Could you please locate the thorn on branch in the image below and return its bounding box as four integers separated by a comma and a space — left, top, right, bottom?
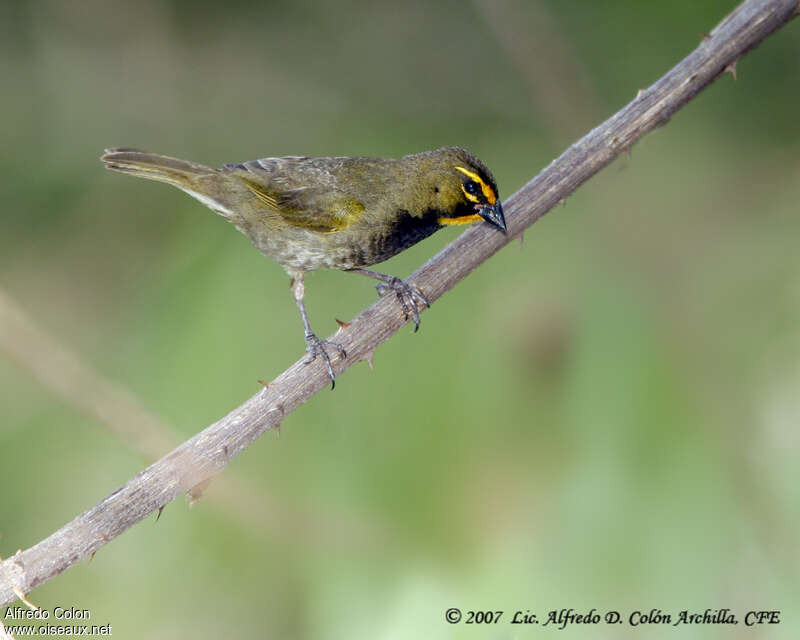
11, 585, 37, 611
362, 349, 375, 370
187, 479, 212, 506
1, 553, 38, 611
268, 404, 285, 437
725, 61, 738, 80
89, 533, 109, 561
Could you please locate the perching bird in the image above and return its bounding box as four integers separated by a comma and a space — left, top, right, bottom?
101, 147, 506, 385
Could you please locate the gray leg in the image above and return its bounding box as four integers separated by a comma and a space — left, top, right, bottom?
291, 274, 346, 388
348, 268, 429, 332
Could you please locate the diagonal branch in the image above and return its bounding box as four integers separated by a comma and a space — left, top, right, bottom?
1, 0, 796, 608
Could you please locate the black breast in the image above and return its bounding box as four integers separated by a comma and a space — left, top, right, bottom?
365, 209, 442, 265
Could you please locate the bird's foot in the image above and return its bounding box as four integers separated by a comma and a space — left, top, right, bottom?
304, 331, 347, 389
375, 277, 430, 332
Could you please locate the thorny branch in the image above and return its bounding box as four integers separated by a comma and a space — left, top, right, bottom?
1, 0, 797, 608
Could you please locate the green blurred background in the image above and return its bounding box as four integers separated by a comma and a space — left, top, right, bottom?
1, 0, 798, 638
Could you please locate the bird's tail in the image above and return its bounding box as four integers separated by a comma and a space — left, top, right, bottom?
101, 148, 218, 188
101, 148, 234, 218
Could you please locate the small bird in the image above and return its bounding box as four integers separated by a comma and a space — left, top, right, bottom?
101, 147, 506, 385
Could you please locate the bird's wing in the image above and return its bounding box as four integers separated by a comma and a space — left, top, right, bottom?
223, 158, 365, 233
240, 179, 365, 233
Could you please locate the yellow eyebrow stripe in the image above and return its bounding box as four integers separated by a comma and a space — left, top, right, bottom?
455, 166, 497, 205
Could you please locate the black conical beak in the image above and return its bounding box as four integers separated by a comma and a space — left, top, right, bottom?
479, 202, 507, 233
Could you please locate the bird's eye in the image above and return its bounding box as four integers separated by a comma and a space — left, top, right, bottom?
464, 181, 480, 196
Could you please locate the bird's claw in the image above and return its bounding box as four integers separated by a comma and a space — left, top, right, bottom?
304, 331, 346, 389
375, 277, 429, 332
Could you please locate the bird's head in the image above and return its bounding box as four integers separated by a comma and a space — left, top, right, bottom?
424, 147, 506, 233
